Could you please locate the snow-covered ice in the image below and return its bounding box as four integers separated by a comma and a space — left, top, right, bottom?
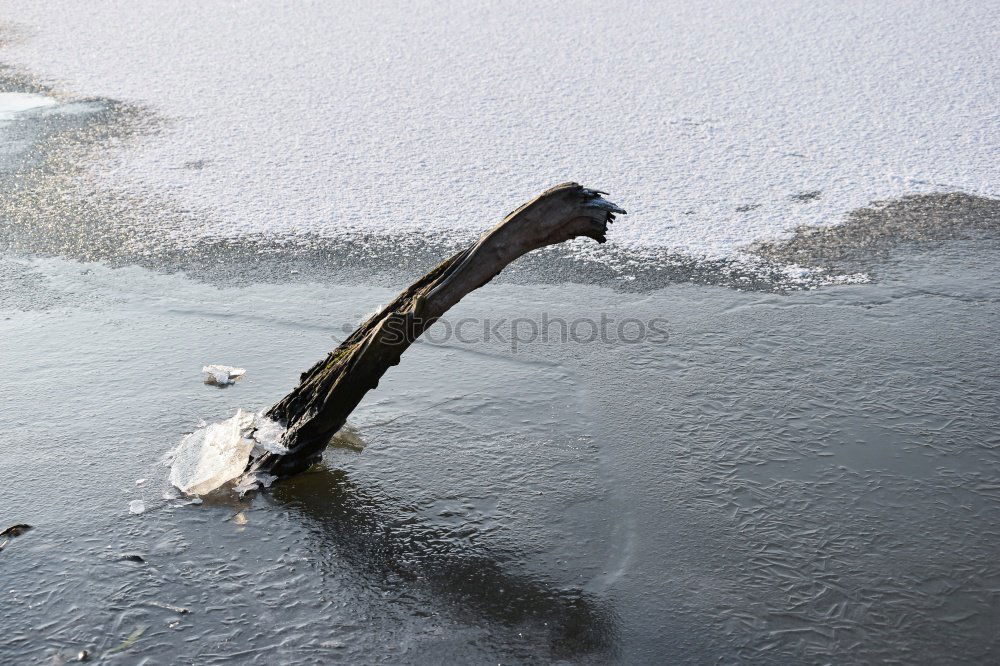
128, 500, 146, 515
0, 1, 995, 261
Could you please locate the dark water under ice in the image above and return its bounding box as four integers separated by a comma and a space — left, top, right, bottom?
2, 233, 999, 663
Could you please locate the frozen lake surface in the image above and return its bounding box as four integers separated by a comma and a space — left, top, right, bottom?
1, 2, 999, 663
2, 239, 999, 663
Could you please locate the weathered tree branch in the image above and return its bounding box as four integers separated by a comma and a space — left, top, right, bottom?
247, 183, 626, 479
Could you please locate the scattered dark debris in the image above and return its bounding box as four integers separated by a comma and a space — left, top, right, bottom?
110, 552, 145, 563
735, 203, 761, 212
791, 190, 822, 202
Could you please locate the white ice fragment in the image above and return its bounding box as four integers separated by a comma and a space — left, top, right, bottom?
129, 500, 146, 515
233, 475, 258, 496
202, 364, 246, 386
169, 409, 255, 495
234, 472, 278, 497
249, 412, 288, 455
168, 408, 290, 496
135, 478, 147, 486
237, 410, 255, 431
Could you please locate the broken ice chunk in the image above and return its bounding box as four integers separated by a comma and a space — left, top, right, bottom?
330, 424, 366, 451
129, 500, 146, 515
168, 409, 290, 496
249, 412, 288, 455
233, 476, 257, 496
234, 472, 278, 497
237, 410, 255, 431
169, 409, 255, 495
202, 364, 246, 386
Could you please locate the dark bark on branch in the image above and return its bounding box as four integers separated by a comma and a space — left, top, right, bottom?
247, 183, 626, 479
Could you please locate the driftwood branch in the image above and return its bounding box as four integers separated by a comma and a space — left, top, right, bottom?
247, 183, 626, 479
